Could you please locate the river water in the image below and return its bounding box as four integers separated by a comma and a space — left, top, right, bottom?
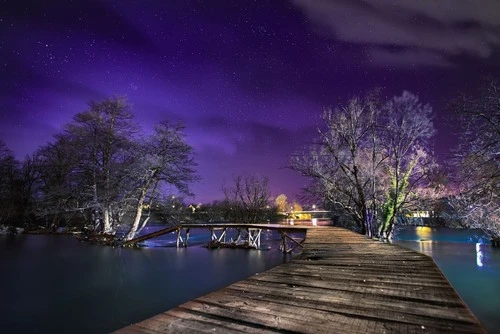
0, 226, 499, 333
392, 226, 500, 333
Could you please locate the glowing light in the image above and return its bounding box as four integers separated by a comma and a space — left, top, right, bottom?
415, 226, 432, 240
476, 243, 483, 267
411, 211, 431, 218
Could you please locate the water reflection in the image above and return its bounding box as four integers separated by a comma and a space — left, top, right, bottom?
393, 227, 500, 333
399, 228, 488, 269
0, 234, 295, 333
476, 243, 484, 268
415, 226, 432, 240
419, 240, 433, 254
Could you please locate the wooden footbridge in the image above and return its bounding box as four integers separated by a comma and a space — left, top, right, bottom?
115, 226, 484, 333
122, 223, 308, 252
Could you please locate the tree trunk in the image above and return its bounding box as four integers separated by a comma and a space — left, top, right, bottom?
359, 218, 367, 235
386, 216, 395, 239
125, 188, 147, 240
125, 205, 143, 241
103, 206, 113, 234
365, 209, 375, 238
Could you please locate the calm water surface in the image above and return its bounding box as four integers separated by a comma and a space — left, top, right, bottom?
1, 226, 499, 333
392, 226, 500, 333
0, 228, 296, 333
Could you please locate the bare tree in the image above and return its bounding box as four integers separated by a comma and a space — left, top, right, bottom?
11, 97, 198, 240
450, 79, 500, 239
34, 134, 85, 227
124, 122, 197, 240
291, 91, 437, 238
291, 94, 381, 235
14, 154, 41, 226
0, 140, 18, 225
64, 97, 137, 233
222, 175, 271, 224
378, 92, 437, 237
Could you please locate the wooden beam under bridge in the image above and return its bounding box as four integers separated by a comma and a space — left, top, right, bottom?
121, 225, 181, 246
207, 227, 262, 248
121, 223, 313, 251
280, 230, 306, 253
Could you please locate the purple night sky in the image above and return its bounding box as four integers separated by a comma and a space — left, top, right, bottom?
1, 1, 500, 203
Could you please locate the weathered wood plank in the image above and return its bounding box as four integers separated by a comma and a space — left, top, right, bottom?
239, 269, 454, 292
182, 297, 374, 333
246, 274, 462, 307
226, 282, 476, 325
115, 226, 485, 333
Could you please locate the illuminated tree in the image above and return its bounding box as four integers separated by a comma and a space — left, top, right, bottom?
34, 97, 197, 239
63, 97, 137, 233
291, 201, 303, 212
291, 91, 437, 238
450, 79, 500, 240
124, 122, 197, 240
275, 194, 288, 212
378, 92, 437, 238
291, 93, 380, 235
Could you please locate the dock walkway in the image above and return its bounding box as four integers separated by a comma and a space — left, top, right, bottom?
116, 226, 484, 333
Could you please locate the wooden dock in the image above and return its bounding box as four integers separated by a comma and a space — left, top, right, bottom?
115, 226, 485, 333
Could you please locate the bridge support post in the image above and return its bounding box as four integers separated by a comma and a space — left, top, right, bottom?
210, 227, 227, 242
280, 230, 305, 253
176, 228, 190, 248
247, 228, 262, 248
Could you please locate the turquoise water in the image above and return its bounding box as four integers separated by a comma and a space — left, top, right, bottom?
1, 226, 498, 333
392, 226, 500, 333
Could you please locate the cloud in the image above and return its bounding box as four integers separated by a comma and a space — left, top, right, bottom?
292, 0, 500, 66
369, 48, 453, 68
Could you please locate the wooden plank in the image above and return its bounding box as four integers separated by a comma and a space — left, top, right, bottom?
264, 269, 453, 289
181, 297, 375, 333
246, 275, 462, 307
115, 226, 485, 333
227, 280, 467, 318
122, 225, 180, 246
267, 263, 450, 283
224, 283, 480, 331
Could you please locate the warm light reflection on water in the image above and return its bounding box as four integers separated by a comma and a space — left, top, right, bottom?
414, 227, 434, 254
415, 226, 432, 240
419, 240, 433, 254
403, 228, 486, 269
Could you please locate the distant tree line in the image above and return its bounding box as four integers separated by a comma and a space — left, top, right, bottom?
0, 97, 281, 241
0, 97, 197, 240
1, 81, 497, 242
187, 175, 278, 224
